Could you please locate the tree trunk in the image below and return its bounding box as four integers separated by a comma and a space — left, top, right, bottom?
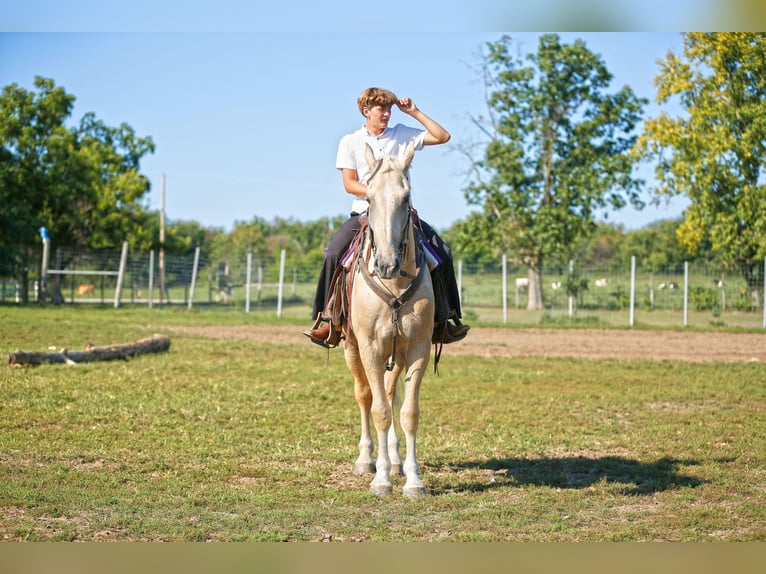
6, 334, 170, 366
527, 262, 544, 311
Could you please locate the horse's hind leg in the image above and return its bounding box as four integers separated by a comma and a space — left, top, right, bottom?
346, 344, 375, 475
387, 424, 403, 477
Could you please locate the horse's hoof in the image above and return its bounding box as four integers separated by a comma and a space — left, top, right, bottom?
389, 464, 404, 477
403, 485, 427, 498
353, 462, 376, 475
370, 484, 393, 497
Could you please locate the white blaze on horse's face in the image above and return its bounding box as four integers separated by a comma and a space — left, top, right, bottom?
364, 143, 415, 279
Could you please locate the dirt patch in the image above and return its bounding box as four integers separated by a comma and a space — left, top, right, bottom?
164, 325, 765, 363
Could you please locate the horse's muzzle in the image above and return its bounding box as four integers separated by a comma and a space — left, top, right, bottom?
374, 256, 400, 280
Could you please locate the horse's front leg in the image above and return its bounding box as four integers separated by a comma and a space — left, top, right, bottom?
368, 368, 394, 496
399, 351, 430, 497
345, 342, 375, 475
385, 366, 405, 477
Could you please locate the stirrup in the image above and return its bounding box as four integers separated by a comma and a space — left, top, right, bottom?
303, 314, 331, 348
304, 313, 343, 349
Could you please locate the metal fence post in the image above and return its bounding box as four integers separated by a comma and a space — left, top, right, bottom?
502, 254, 507, 324
277, 249, 286, 318
246, 252, 252, 313
188, 247, 200, 310
629, 255, 636, 327
114, 241, 129, 309
148, 250, 154, 309
40, 232, 50, 304
683, 261, 689, 327
568, 260, 574, 318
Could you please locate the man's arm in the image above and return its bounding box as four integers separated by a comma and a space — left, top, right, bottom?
396, 97, 450, 146
341, 168, 367, 197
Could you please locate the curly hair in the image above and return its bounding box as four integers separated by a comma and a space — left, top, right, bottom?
357, 87, 397, 116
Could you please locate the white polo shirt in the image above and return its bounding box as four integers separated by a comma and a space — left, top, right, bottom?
336, 124, 427, 214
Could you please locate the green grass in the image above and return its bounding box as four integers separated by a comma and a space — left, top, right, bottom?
1, 306, 764, 541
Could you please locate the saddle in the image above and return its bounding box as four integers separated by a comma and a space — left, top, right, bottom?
319, 217, 369, 348
319, 213, 453, 355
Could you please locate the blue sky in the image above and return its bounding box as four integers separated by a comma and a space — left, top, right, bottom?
3, 1, 761, 232
1, 31, 698, 232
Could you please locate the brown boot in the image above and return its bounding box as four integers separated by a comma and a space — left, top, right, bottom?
446, 320, 470, 340
432, 316, 470, 344
303, 323, 331, 347
303, 313, 335, 348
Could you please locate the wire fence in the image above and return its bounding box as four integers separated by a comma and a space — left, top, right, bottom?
2, 244, 765, 329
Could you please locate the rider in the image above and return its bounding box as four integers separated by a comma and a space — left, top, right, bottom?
304, 87, 469, 347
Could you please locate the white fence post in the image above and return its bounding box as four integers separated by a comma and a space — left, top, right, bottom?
114, 241, 129, 309
568, 259, 574, 318
188, 247, 200, 310
683, 261, 689, 327
245, 252, 252, 313
277, 249, 286, 317
502, 254, 508, 324
257, 266, 263, 305
148, 250, 155, 309
40, 235, 50, 303
629, 255, 636, 327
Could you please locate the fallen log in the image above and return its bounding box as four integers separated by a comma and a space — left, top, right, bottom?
6, 334, 171, 366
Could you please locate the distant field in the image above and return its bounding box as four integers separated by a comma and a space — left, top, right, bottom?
1, 306, 764, 541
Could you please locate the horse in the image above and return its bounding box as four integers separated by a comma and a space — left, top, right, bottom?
344, 142, 435, 497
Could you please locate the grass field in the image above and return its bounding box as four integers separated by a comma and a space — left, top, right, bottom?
1, 305, 764, 541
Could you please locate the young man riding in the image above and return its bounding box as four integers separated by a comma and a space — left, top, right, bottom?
304, 87, 469, 347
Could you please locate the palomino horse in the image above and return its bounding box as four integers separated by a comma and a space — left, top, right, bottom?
344, 143, 435, 497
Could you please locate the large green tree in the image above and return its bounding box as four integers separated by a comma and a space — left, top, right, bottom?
0, 76, 154, 300
461, 34, 647, 309
615, 219, 692, 272
635, 32, 766, 293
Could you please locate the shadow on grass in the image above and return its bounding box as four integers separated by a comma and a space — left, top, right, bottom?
435, 455, 713, 495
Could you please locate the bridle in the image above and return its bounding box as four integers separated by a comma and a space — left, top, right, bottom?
366, 205, 412, 276
358, 158, 426, 371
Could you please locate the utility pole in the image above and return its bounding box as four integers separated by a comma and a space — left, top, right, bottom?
159, 173, 166, 303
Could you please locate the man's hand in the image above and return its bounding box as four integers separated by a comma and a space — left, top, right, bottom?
396, 97, 418, 115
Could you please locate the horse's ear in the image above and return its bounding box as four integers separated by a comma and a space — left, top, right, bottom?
364, 144, 378, 173
402, 142, 415, 171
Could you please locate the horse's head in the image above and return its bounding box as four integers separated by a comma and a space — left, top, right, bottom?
364, 143, 415, 279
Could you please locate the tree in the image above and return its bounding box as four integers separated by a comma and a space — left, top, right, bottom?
462, 34, 647, 309
634, 33, 766, 294
67, 113, 155, 249
616, 219, 692, 272
0, 77, 154, 301
0, 77, 75, 297
574, 221, 625, 269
